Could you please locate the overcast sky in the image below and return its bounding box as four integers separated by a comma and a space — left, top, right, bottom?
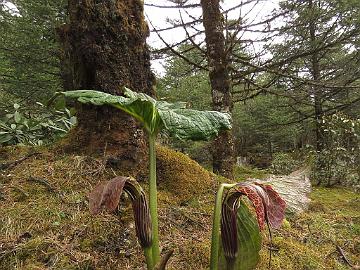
144, 0, 280, 74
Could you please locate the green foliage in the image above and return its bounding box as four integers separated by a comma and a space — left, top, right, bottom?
59, 87, 232, 269
268, 0, 360, 157
0, 0, 66, 110
0, 103, 76, 146
233, 94, 302, 159
270, 152, 299, 175
312, 113, 360, 187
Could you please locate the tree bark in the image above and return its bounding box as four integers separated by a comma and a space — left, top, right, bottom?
200, 0, 235, 179
57, 0, 155, 175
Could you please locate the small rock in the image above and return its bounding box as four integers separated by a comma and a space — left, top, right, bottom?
125, 250, 131, 258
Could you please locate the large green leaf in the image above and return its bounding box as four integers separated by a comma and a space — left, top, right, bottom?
58, 88, 232, 140
218, 202, 261, 270
58, 89, 162, 134
158, 108, 232, 140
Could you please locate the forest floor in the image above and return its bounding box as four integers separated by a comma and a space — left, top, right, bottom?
0, 145, 359, 270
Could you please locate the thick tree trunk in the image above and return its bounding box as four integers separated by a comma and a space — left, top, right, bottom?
57, 0, 155, 175
200, 0, 235, 179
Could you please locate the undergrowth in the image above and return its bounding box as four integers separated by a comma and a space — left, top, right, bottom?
0, 146, 359, 269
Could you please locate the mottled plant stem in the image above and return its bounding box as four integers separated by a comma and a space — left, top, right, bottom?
210, 183, 237, 270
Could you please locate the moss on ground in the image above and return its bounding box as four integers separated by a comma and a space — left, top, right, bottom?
0, 146, 359, 269
0, 145, 215, 269
234, 165, 268, 181
257, 187, 360, 270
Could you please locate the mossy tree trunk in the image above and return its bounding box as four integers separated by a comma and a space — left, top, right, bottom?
57, 0, 155, 175
200, 0, 235, 179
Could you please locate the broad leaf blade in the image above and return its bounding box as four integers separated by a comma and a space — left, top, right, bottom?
59, 89, 161, 133
219, 202, 261, 270
58, 88, 232, 140
158, 108, 232, 141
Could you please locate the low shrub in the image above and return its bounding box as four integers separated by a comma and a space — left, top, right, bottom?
0, 103, 76, 146
270, 152, 299, 175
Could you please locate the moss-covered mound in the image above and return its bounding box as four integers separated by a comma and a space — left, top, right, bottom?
156, 145, 216, 203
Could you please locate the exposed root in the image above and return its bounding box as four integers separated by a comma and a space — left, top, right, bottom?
155, 249, 174, 270
0, 152, 39, 170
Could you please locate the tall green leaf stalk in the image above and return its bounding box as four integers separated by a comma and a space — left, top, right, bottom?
148, 133, 160, 263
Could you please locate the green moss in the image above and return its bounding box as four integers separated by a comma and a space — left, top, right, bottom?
156, 145, 216, 203
177, 241, 210, 269
234, 165, 268, 181
257, 187, 360, 270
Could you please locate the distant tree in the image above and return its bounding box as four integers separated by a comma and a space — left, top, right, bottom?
146, 0, 305, 176
0, 0, 66, 111
200, 0, 236, 178
233, 93, 303, 159
147, 0, 360, 174
269, 0, 360, 151
157, 44, 211, 110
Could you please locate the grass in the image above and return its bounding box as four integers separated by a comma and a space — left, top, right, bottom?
0, 146, 359, 269
234, 165, 269, 181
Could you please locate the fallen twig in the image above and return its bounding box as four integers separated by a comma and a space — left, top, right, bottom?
0, 152, 39, 170
336, 245, 359, 269
27, 176, 66, 203
155, 249, 174, 270
10, 185, 29, 198
27, 176, 56, 193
